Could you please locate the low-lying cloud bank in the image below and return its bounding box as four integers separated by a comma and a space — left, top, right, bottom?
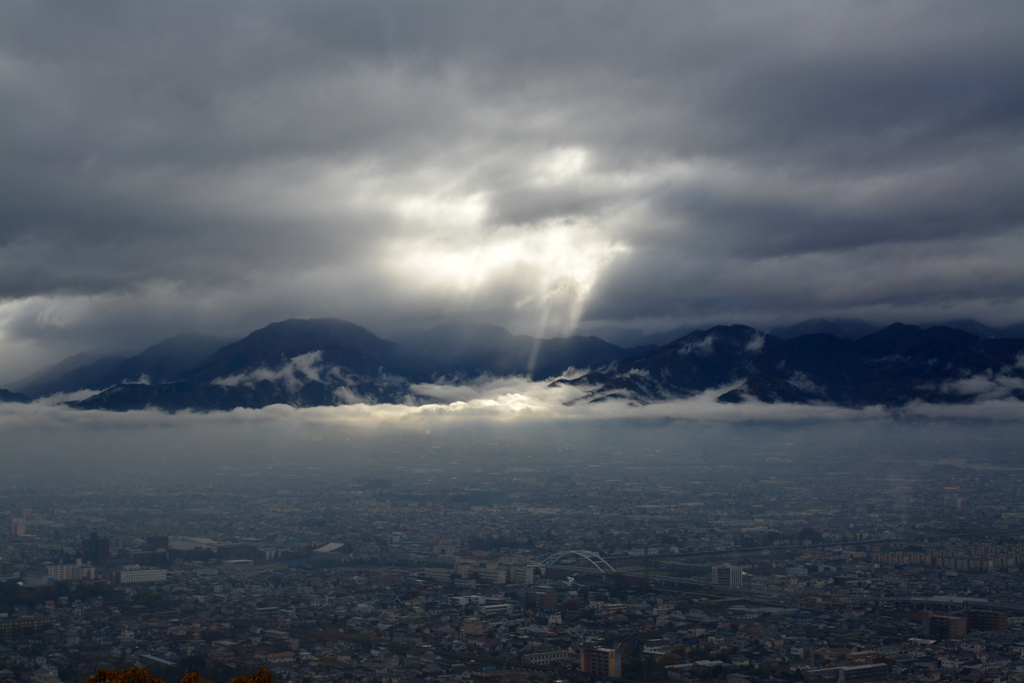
1, 376, 1020, 431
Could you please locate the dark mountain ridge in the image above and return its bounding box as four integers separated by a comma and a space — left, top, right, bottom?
565, 323, 1024, 407
68, 319, 650, 412
770, 317, 1024, 340
12, 334, 228, 399
2, 318, 1021, 412
182, 318, 417, 383
7, 351, 112, 394
0, 388, 31, 403
769, 318, 880, 340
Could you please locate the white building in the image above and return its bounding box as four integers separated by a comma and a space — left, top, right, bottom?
506, 565, 540, 585
47, 560, 95, 582
713, 564, 743, 587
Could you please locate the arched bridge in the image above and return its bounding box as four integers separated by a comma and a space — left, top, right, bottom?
543, 550, 616, 574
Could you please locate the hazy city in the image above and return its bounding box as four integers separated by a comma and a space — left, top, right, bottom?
2, 421, 1022, 682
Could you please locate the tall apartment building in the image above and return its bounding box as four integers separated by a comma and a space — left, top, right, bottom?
965, 609, 1009, 632
713, 564, 743, 587
527, 587, 559, 610
505, 564, 539, 584
581, 647, 622, 678
47, 560, 95, 582
82, 532, 111, 566
923, 612, 967, 639
922, 609, 1008, 637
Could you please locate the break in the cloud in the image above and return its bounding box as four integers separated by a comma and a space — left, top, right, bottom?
1, 2, 1022, 383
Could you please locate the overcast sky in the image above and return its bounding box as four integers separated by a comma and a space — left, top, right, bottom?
2, 1, 1022, 383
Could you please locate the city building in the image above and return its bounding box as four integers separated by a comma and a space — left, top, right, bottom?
922, 612, 967, 639
713, 563, 743, 587
581, 647, 622, 678
964, 608, 1009, 632
81, 532, 110, 566
46, 560, 95, 582
838, 663, 889, 683
522, 651, 573, 666
118, 566, 167, 585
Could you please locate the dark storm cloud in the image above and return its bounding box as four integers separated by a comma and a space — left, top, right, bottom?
1, 1, 1021, 380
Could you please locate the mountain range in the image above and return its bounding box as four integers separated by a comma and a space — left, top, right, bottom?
8, 334, 229, 398
586, 317, 1024, 349
2, 317, 1022, 412
561, 324, 1024, 407
767, 317, 1024, 341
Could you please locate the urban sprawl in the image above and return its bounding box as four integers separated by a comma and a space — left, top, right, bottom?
2, 453, 1022, 683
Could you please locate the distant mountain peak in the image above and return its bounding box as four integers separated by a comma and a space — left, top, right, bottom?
565, 323, 1024, 408
5, 316, 1021, 413
770, 318, 880, 340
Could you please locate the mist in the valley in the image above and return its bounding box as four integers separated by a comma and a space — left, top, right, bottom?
3, 415, 1020, 490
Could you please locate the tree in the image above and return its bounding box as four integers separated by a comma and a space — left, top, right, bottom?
798, 527, 823, 544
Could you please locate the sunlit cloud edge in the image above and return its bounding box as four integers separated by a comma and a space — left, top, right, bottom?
1, 377, 1021, 432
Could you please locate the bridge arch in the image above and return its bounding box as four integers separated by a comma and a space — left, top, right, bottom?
542, 550, 615, 574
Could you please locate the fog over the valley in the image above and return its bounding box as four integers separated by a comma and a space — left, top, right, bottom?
3, 393, 1022, 486
2, 376, 1022, 485
2, 2, 1022, 383
4, 374, 1024, 430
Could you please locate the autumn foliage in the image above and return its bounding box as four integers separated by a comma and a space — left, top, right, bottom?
84, 667, 273, 683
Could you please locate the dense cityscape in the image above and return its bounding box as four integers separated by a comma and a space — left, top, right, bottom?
2, 447, 1021, 683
